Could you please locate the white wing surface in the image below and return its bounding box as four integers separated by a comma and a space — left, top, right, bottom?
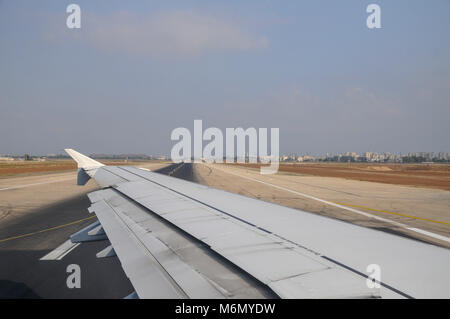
65, 149, 450, 299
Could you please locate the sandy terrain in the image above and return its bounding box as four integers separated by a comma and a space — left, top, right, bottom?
0, 160, 171, 178
236, 163, 450, 191
194, 163, 450, 248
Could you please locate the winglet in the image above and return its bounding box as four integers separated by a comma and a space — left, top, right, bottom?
65, 149, 104, 170
65, 149, 104, 185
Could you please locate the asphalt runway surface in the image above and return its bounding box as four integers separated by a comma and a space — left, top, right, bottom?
0, 163, 185, 299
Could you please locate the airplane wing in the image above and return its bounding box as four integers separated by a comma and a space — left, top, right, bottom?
65, 149, 450, 299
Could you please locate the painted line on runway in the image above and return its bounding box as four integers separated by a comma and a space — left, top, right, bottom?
0, 177, 74, 191
210, 165, 450, 243
0, 215, 97, 244
331, 201, 450, 226
405, 228, 450, 242
40, 239, 80, 260
168, 163, 185, 176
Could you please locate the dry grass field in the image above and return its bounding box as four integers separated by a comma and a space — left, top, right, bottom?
0, 160, 168, 178
236, 162, 450, 191
5, 160, 448, 191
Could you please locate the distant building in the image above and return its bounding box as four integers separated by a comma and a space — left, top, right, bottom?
438, 152, 448, 160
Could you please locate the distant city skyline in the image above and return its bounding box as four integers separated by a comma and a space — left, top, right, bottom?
1, 150, 448, 164
280, 151, 449, 163
1, 148, 450, 158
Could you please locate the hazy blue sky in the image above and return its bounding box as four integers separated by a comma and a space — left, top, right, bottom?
1, 0, 449, 156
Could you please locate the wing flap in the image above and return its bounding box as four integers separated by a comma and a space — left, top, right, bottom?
89, 189, 225, 299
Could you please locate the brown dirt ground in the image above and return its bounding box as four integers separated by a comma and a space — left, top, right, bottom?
0, 160, 167, 178
235, 162, 450, 191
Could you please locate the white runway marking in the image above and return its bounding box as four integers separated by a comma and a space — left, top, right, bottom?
40, 239, 80, 260
211, 165, 450, 243
406, 228, 450, 242
0, 178, 73, 191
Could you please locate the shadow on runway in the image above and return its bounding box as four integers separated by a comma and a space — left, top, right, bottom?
0, 280, 41, 299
